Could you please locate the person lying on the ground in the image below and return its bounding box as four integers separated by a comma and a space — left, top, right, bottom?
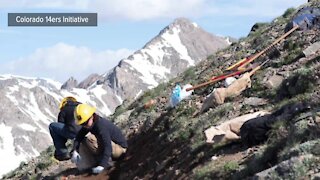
240, 102, 311, 147
71, 104, 128, 174
204, 111, 269, 145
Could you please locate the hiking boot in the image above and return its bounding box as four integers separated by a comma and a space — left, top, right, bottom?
54, 153, 70, 161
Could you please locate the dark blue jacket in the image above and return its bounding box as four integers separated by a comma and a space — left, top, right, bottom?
58, 101, 81, 135
74, 114, 127, 167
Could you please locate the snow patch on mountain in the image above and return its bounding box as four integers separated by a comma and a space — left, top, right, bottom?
0, 124, 27, 178
28, 93, 52, 123
19, 124, 37, 132
116, 94, 123, 104
90, 85, 111, 115
124, 55, 170, 86
8, 85, 19, 92
6, 92, 19, 106
192, 22, 198, 28
162, 26, 194, 66
121, 21, 197, 88
45, 108, 56, 118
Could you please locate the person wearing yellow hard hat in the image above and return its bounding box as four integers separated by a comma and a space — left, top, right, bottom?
59, 96, 77, 110
49, 96, 82, 161
70, 103, 128, 174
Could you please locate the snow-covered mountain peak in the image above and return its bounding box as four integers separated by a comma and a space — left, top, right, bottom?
100, 18, 231, 100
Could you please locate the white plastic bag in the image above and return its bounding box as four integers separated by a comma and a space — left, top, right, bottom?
180, 84, 193, 100
224, 77, 237, 87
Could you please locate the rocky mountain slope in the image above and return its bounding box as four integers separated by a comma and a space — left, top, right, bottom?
0, 18, 230, 177
109, 12, 320, 178
11, 1, 320, 179
110, 1, 320, 178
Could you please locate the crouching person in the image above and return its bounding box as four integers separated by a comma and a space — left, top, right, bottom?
70, 104, 128, 174
49, 96, 81, 161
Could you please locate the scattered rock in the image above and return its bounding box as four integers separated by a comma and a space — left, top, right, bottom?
303, 41, 320, 57
280, 139, 320, 160
222, 53, 232, 58
115, 109, 134, 124
156, 160, 168, 173
144, 99, 157, 109
211, 156, 218, 161
265, 75, 284, 89
244, 97, 268, 106
254, 154, 316, 179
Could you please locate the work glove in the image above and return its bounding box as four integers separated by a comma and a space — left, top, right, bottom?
92, 166, 104, 174
70, 151, 81, 164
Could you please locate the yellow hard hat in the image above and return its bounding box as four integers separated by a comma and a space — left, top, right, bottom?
59, 96, 77, 109
74, 104, 96, 125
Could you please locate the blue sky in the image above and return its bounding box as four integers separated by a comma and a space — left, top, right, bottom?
0, 0, 306, 82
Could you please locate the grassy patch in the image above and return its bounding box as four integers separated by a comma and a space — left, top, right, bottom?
277, 67, 316, 100
178, 129, 192, 141
36, 160, 52, 170
282, 8, 296, 18
176, 102, 197, 118
151, 82, 168, 97
282, 49, 303, 65
250, 22, 269, 34
207, 103, 233, 122
193, 161, 217, 180
223, 161, 239, 173
234, 142, 283, 178
113, 104, 127, 119
266, 120, 288, 145
183, 66, 197, 83
244, 72, 272, 98
284, 39, 300, 51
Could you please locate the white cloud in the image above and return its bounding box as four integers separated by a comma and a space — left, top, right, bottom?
0, 0, 210, 20
1, 43, 133, 82
0, 0, 306, 20
0, 0, 89, 9
87, 0, 210, 20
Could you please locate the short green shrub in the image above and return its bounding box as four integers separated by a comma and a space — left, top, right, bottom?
223, 161, 239, 173
277, 68, 315, 100
36, 160, 52, 170
113, 105, 126, 118
183, 67, 196, 81
282, 8, 296, 18
282, 49, 303, 65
